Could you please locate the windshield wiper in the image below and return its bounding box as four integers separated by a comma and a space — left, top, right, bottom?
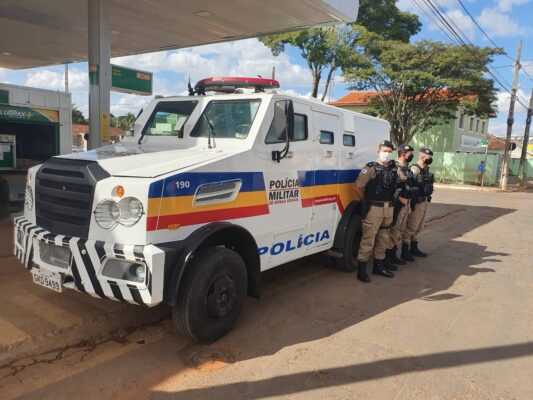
203, 114, 217, 149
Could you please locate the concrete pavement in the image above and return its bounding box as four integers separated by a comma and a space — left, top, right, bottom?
1, 188, 532, 399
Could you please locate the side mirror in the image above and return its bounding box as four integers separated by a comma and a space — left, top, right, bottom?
272, 100, 294, 163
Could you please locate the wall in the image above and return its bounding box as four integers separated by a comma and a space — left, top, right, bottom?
509, 158, 533, 177
431, 151, 501, 186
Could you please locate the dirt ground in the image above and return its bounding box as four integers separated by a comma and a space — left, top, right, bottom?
1, 187, 532, 400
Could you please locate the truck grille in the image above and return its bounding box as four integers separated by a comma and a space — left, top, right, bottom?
35, 158, 110, 238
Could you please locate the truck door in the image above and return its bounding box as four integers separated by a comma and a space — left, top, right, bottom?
303, 110, 341, 252
254, 100, 313, 267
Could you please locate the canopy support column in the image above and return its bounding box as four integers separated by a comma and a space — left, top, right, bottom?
88, 0, 110, 150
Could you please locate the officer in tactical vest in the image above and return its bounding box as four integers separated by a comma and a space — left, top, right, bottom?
353, 140, 398, 283
402, 147, 435, 260
386, 144, 416, 267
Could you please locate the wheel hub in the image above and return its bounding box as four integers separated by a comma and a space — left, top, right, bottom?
207, 274, 237, 318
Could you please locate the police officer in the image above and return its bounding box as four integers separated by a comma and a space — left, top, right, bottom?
385, 144, 416, 267
402, 147, 435, 260
353, 140, 398, 283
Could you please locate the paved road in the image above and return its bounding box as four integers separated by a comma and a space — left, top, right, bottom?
1, 188, 532, 399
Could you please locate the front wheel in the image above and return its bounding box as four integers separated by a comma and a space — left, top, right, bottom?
334, 214, 363, 272
172, 247, 247, 343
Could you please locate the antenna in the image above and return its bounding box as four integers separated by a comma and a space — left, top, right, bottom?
187, 51, 195, 96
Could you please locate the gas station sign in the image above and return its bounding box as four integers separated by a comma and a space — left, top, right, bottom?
111, 65, 152, 96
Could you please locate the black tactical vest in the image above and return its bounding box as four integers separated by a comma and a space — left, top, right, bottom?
412, 164, 434, 198
364, 162, 398, 201
398, 162, 417, 199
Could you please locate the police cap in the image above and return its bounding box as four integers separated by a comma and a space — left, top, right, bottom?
398, 144, 414, 154
420, 147, 434, 156
379, 139, 394, 149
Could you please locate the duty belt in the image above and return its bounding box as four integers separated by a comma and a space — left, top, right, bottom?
370, 200, 394, 207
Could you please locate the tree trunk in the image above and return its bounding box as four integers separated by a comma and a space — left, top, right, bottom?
321, 67, 335, 102
311, 70, 321, 98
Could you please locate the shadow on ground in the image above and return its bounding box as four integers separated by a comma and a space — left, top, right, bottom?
8, 203, 517, 400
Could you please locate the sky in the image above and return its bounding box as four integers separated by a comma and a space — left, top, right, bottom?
0, 0, 532, 137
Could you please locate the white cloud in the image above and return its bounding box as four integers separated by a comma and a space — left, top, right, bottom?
478, 8, 527, 37
444, 9, 476, 40
494, 0, 531, 12
0, 68, 8, 84
110, 94, 152, 116
495, 89, 529, 114
522, 61, 533, 77
112, 38, 311, 89
25, 68, 87, 91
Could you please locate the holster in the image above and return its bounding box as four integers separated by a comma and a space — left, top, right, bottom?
392, 201, 403, 226
410, 197, 417, 210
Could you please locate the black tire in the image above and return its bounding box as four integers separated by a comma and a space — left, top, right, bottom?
334, 214, 363, 272
172, 247, 247, 343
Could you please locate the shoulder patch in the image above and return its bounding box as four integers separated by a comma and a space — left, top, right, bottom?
360, 168, 368, 174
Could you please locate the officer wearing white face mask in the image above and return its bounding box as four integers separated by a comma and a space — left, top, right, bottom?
353, 140, 399, 283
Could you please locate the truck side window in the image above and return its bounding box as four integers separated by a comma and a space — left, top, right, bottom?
265, 113, 308, 144
343, 134, 355, 147
320, 130, 334, 145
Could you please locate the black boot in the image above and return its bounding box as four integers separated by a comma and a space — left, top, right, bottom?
372, 259, 394, 278
410, 241, 427, 257
357, 261, 371, 283
391, 245, 407, 265
384, 249, 398, 271
401, 243, 415, 262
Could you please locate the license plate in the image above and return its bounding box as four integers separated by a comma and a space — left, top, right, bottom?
32, 269, 62, 293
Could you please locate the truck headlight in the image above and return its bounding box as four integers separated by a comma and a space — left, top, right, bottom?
94, 199, 120, 229
25, 185, 33, 210
94, 197, 143, 229
118, 197, 144, 227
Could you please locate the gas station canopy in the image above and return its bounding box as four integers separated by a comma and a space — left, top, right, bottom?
0, 0, 358, 69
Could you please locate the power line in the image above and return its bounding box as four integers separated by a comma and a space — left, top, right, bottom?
456, 0, 513, 60
456, 0, 533, 85
413, 0, 529, 109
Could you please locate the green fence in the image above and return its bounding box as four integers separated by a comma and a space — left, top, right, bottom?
509, 158, 533, 177
431, 152, 500, 186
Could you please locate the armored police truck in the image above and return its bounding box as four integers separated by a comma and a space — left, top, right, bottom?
14, 77, 390, 342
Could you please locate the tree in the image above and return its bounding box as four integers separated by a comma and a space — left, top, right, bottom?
72, 104, 87, 124
113, 112, 136, 132
344, 39, 502, 146
259, 0, 421, 100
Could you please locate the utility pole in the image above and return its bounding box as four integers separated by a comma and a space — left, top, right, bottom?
517, 87, 533, 185
64, 63, 69, 93
500, 39, 522, 190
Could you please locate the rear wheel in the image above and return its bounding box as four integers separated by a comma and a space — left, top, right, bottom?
335, 215, 362, 272
172, 247, 247, 343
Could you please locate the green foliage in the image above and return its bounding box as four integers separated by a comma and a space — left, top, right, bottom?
113, 112, 135, 132
259, 0, 420, 100
71, 104, 86, 124
344, 39, 502, 146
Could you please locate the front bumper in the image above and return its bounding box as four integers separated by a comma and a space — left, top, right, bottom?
14, 216, 166, 306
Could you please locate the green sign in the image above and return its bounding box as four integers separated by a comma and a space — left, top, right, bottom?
111, 65, 152, 95
481, 138, 489, 145
0, 89, 8, 104
0, 104, 58, 123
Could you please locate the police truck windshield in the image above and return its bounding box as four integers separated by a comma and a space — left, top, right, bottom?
142, 100, 198, 137
190, 99, 261, 139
